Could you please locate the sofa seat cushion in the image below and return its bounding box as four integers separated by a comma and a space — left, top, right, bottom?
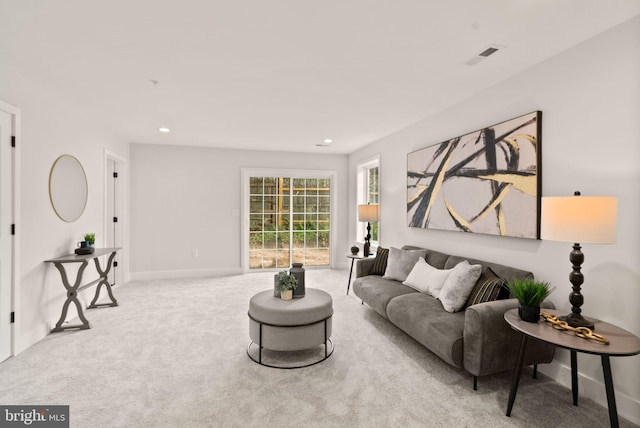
386, 293, 465, 368
352, 276, 417, 319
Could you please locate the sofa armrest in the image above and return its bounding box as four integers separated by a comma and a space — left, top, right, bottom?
355, 257, 376, 278
463, 299, 555, 377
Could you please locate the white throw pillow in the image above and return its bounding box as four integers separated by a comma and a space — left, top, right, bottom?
402, 257, 453, 296
383, 247, 427, 282
437, 260, 483, 313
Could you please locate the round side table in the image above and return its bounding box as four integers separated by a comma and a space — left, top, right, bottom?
505, 309, 640, 428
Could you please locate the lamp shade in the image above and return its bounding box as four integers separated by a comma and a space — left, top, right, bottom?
541, 196, 617, 244
358, 204, 380, 222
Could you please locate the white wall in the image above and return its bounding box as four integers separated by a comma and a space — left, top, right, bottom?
348, 16, 640, 424
130, 143, 349, 279
0, 66, 130, 354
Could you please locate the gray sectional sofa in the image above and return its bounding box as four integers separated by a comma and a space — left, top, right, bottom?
352, 245, 555, 389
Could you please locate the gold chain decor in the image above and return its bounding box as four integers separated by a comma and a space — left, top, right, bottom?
540, 312, 610, 345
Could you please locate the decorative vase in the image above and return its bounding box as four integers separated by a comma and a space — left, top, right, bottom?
518, 304, 540, 323
350, 245, 360, 255
273, 274, 281, 298
290, 263, 305, 298
280, 289, 293, 300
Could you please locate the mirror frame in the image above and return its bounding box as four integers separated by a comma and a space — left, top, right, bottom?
48, 154, 88, 222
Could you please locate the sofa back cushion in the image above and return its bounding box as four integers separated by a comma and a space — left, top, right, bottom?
444, 255, 533, 285
402, 245, 450, 269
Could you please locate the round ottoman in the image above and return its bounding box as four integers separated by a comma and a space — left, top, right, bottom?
247, 288, 334, 368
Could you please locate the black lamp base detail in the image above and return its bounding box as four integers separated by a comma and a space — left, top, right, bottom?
363, 221, 372, 257
560, 313, 595, 330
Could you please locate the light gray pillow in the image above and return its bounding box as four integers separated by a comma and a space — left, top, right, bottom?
437, 260, 482, 313
383, 247, 427, 282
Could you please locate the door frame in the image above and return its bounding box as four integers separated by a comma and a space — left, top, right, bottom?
0, 99, 21, 358
103, 149, 127, 284
241, 168, 338, 272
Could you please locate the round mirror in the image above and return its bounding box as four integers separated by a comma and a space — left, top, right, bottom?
49, 155, 88, 222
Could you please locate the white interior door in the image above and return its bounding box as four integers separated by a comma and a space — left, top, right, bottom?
0, 109, 13, 362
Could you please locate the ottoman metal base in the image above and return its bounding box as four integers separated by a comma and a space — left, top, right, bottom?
247, 314, 334, 369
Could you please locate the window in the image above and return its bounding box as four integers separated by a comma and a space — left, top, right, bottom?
244, 169, 334, 270
357, 156, 380, 245
249, 177, 291, 269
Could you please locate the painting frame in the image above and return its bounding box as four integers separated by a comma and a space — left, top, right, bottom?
407, 111, 542, 239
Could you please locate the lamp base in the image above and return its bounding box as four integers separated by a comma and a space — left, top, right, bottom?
560, 313, 595, 330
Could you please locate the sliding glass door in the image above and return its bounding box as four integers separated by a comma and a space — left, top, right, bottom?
247, 174, 332, 270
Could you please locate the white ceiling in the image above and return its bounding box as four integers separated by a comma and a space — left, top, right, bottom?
1, 1, 639, 154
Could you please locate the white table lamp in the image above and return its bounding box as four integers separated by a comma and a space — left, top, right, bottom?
541, 192, 617, 329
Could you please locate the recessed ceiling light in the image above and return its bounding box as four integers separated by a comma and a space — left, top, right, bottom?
158, 127, 170, 133
324, 139, 333, 144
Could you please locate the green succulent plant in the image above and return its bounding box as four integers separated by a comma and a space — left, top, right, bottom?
507, 278, 554, 306
83, 233, 95, 245
275, 271, 298, 292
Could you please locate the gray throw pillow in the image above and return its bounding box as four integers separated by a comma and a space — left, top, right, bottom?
383, 247, 427, 282
437, 260, 482, 313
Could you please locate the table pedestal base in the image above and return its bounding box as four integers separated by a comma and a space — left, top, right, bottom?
50, 250, 118, 333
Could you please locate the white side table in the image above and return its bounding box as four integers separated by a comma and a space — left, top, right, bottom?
346, 253, 373, 295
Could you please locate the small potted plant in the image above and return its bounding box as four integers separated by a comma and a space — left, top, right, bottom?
83, 233, 95, 247
508, 278, 554, 322
275, 271, 298, 301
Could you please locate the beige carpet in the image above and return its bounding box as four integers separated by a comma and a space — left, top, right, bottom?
0, 269, 635, 427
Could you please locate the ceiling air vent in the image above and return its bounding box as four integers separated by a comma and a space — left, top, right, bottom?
479, 47, 499, 57
465, 44, 505, 66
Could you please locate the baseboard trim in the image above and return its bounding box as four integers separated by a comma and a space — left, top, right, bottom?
539, 359, 640, 426
130, 268, 243, 281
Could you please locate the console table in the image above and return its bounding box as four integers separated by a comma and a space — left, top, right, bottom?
504, 308, 640, 428
45, 247, 121, 332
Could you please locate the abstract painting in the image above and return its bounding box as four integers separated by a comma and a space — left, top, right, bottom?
407, 111, 541, 239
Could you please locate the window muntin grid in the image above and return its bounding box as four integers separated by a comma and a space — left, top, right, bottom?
249, 176, 330, 269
